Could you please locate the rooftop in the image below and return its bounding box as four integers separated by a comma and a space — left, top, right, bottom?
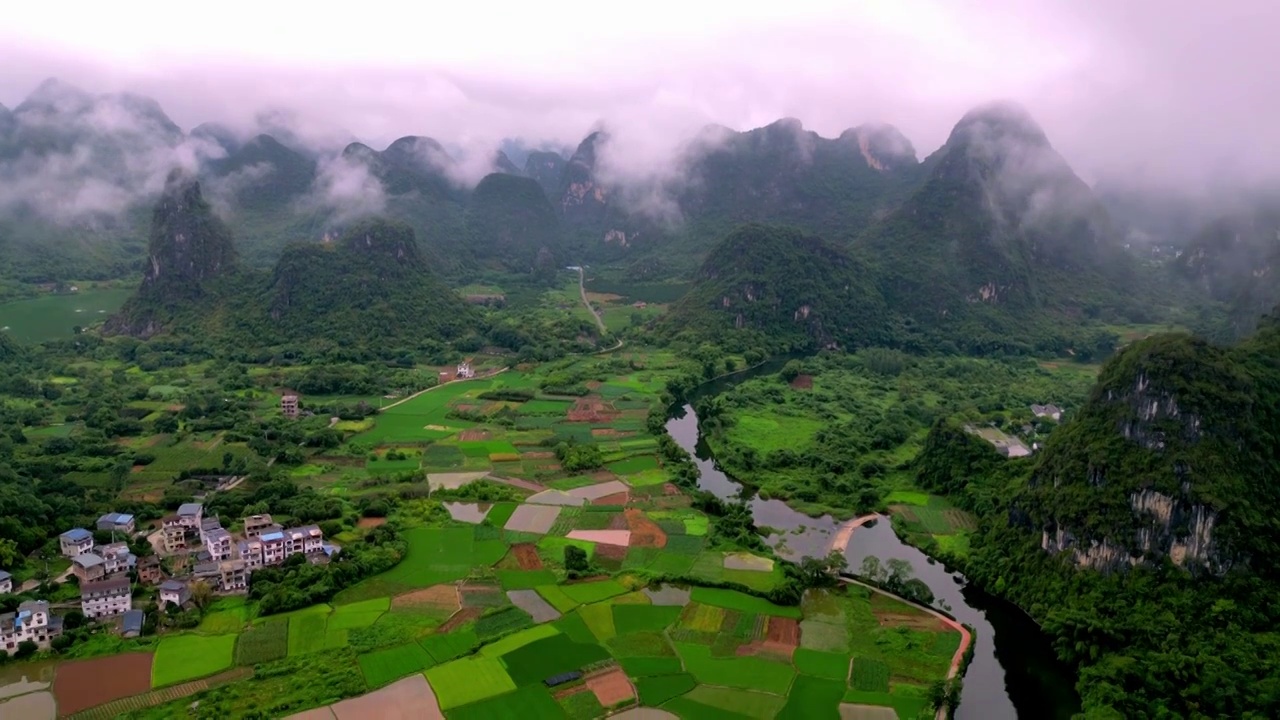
74, 553, 105, 568
122, 610, 144, 634
82, 576, 130, 594
98, 512, 135, 524
178, 503, 203, 517
0, 570, 11, 581
17, 600, 48, 613
205, 528, 231, 542
159, 579, 186, 592
260, 531, 285, 542
61, 528, 92, 542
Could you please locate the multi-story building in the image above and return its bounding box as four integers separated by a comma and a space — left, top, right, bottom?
284, 526, 324, 556
237, 538, 264, 569
0, 601, 55, 655
95, 512, 136, 535
72, 553, 107, 583
162, 515, 188, 553
281, 394, 300, 419
0, 571, 11, 595
59, 528, 94, 557
81, 577, 132, 619
218, 560, 248, 592
243, 514, 278, 539
259, 530, 287, 565
158, 579, 190, 608
137, 555, 162, 585
177, 503, 204, 529
203, 527, 233, 562
99, 542, 137, 576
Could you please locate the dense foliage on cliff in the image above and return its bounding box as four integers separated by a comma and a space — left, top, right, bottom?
930, 317, 1280, 718
465, 173, 562, 277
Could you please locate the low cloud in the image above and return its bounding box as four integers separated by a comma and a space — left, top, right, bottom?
307, 152, 385, 222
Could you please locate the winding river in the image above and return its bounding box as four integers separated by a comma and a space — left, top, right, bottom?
668, 367, 1080, 719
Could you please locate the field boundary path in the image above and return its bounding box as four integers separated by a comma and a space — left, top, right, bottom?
380, 367, 510, 413
839, 576, 971, 720
833, 514, 971, 720
577, 267, 607, 334
63, 667, 251, 720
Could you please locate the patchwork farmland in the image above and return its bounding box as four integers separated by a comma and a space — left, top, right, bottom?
0, 350, 960, 720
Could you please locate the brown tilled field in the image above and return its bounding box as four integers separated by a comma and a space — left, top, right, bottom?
594, 544, 627, 562
624, 509, 667, 548
594, 492, 630, 506
870, 594, 949, 632
567, 398, 618, 423
765, 617, 801, 646
356, 517, 387, 529
457, 430, 492, 441
789, 374, 814, 389
391, 584, 460, 613
54, 652, 154, 716
436, 607, 483, 634
586, 669, 635, 706
512, 543, 543, 570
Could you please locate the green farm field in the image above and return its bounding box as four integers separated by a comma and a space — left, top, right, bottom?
0, 287, 131, 343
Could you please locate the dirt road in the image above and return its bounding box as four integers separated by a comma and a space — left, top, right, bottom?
577, 267, 607, 334
379, 367, 509, 413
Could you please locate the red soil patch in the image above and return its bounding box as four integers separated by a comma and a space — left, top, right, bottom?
357, 517, 387, 529
392, 584, 460, 612
591, 428, 623, 437
765, 617, 801, 647
591, 470, 621, 482
789, 374, 814, 390
54, 652, 155, 715
586, 380, 603, 390
436, 607, 483, 633
593, 492, 630, 506
458, 430, 492, 441
736, 640, 796, 662
608, 514, 630, 530
594, 544, 627, 562
522, 451, 555, 460
624, 508, 667, 548
587, 668, 635, 706
512, 543, 543, 570
455, 404, 478, 412
662, 483, 682, 496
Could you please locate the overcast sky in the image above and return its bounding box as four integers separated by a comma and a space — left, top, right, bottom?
3, 1, 1277, 190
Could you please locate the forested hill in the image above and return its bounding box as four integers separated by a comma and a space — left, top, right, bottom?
104, 172, 239, 338
853, 102, 1140, 351
263, 217, 475, 348
936, 312, 1280, 716
659, 223, 892, 352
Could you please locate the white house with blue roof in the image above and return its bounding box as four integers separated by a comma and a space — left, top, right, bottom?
59, 528, 94, 557
0, 570, 11, 595
0, 600, 55, 654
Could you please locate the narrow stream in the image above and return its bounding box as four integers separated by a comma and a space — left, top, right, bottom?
668, 366, 1080, 719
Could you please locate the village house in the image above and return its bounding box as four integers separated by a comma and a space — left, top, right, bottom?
121, 610, 144, 638
177, 503, 204, 529
284, 525, 324, 557
455, 362, 475, 379
0, 571, 11, 595
96, 512, 136, 535
0, 601, 56, 655
59, 528, 94, 557
252, 525, 325, 567
72, 553, 107, 583
162, 516, 188, 553
99, 542, 137, 575
243, 514, 279, 539
218, 560, 248, 592
237, 538, 264, 569
137, 555, 162, 585
158, 579, 190, 608
281, 394, 300, 419
1031, 403, 1063, 422
203, 526, 233, 562
81, 576, 132, 619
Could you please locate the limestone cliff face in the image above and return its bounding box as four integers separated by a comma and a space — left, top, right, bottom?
1024, 333, 1257, 575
